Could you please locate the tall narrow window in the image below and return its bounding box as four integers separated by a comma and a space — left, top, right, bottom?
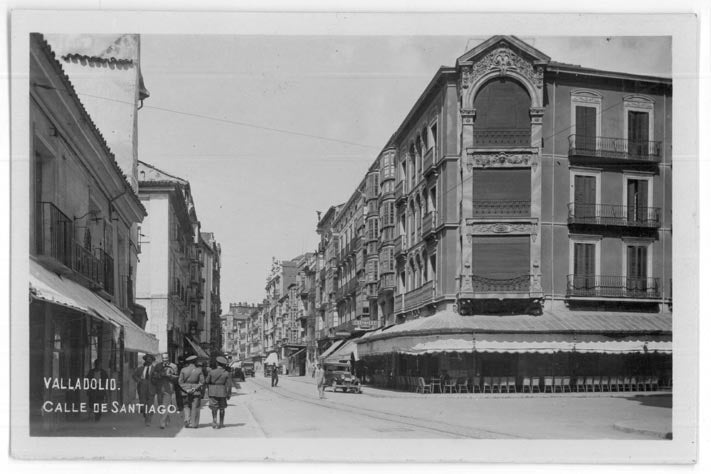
627, 179, 649, 224
626, 245, 648, 294
573, 242, 596, 293
575, 106, 597, 152
628, 111, 650, 157
574, 175, 597, 220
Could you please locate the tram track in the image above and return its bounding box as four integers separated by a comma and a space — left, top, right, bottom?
245, 377, 522, 439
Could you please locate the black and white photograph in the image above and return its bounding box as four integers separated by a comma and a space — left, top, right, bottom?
6, 7, 701, 465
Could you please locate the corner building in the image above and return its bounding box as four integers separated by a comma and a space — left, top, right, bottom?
356, 36, 672, 390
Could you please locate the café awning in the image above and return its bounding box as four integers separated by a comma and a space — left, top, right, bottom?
30, 259, 159, 354
323, 339, 359, 363
357, 332, 671, 357
318, 339, 346, 360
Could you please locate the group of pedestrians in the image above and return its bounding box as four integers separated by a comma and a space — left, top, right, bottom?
132, 353, 235, 430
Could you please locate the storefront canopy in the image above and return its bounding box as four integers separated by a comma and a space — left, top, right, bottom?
318, 339, 346, 361
356, 307, 671, 357
323, 339, 359, 363
357, 332, 671, 357
30, 259, 159, 354
185, 337, 210, 359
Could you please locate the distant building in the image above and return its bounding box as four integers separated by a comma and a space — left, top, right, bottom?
221, 302, 256, 358
135, 160, 206, 362
199, 232, 222, 353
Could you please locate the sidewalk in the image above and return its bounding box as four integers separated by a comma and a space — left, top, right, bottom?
35, 409, 184, 437
284, 374, 672, 400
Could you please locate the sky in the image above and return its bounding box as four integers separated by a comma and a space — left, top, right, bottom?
134, 35, 671, 307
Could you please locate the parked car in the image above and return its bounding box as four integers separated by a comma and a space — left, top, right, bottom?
241, 362, 255, 377
323, 362, 362, 393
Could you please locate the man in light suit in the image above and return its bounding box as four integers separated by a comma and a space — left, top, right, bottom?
132, 354, 158, 426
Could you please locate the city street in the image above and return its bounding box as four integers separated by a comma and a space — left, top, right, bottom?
174, 376, 671, 440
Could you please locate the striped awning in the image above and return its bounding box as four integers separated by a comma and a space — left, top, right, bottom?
30, 259, 159, 354
318, 340, 346, 361
323, 339, 359, 363
357, 332, 671, 357
185, 336, 210, 359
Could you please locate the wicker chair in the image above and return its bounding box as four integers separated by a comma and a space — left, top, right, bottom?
457, 378, 470, 393
443, 378, 457, 394
574, 376, 586, 392
543, 376, 554, 393
521, 377, 532, 393
472, 376, 481, 393
561, 376, 571, 392
506, 377, 517, 393
482, 377, 493, 393
531, 377, 541, 393
416, 377, 432, 394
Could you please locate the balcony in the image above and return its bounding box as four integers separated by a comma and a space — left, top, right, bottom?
35, 202, 73, 268
567, 203, 661, 229
393, 235, 403, 258
395, 181, 405, 204
566, 275, 661, 300
422, 148, 434, 175
379, 273, 396, 293
422, 211, 437, 238
471, 274, 531, 294
472, 200, 531, 218
568, 135, 661, 163
402, 281, 434, 312
473, 128, 530, 148
365, 282, 379, 299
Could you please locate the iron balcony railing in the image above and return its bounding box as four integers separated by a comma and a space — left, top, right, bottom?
472, 200, 531, 218
470, 274, 531, 293
402, 281, 434, 312
100, 250, 114, 295
36, 202, 73, 268
568, 134, 662, 162
473, 128, 530, 148
73, 241, 102, 286
567, 203, 661, 228
566, 275, 661, 299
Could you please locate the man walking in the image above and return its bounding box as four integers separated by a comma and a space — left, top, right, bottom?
315, 363, 326, 399
153, 353, 178, 429
85, 359, 108, 422
271, 363, 279, 387
205, 356, 233, 429
179, 355, 204, 428
132, 354, 158, 426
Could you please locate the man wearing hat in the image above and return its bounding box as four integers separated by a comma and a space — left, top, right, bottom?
178, 355, 204, 428
152, 353, 178, 429
132, 354, 158, 426
205, 356, 233, 429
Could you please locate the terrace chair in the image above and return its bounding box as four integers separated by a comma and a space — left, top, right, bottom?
521, 377, 532, 393
608, 376, 620, 392
506, 377, 517, 393
574, 377, 586, 392
457, 378, 470, 393
650, 376, 660, 391
561, 376, 571, 392
443, 378, 457, 394
584, 376, 595, 392
410, 376, 418, 392
592, 376, 602, 392
416, 377, 432, 394
629, 376, 639, 391
472, 376, 481, 393
482, 377, 493, 393
531, 377, 541, 393
553, 376, 562, 393
543, 376, 554, 393
497, 377, 508, 393
621, 376, 631, 391
599, 376, 610, 392
640, 376, 651, 391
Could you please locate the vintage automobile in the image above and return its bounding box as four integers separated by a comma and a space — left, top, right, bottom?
323, 362, 362, 393
230, 366, 246, 382
241, 361, 255, 377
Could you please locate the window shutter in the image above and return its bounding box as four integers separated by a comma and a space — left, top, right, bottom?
472, 236, 530, 278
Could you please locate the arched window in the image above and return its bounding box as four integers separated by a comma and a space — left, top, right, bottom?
473, 78, 531, 147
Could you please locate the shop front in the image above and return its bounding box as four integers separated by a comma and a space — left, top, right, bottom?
356, 308, 672, 392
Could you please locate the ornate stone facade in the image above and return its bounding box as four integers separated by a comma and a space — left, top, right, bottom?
462, 45, 545, 90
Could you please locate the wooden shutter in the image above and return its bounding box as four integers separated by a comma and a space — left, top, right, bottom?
473, 169, 531, 201
627, 179, 649, 222
575, 106, 597, 151
628, 111, 649, 156
472, 236, 530, 278
574, 243, 595, 275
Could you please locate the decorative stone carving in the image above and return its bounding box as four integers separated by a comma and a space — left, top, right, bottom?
469, 45, 541, 89
470, 223, 535, 235
470, 152, 532, 168
530, 274, 543, 293
460, 275, 473, 293
461, 66, 472, 89
461, 108, 476, 125
530, 107, 545, 125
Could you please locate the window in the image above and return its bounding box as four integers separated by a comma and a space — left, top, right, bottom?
569, 236, 602, 292
623, 95, 654, 156
623, 241, 652, 294
428, 120, 438, 151
570, 90, 602, 152
623, 173, 653, 224
473, 78, 531, 147
472, 236, 530, 279
473, 169, 531, 217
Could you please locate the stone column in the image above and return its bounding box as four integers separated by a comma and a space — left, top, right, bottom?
529, 107, 545, 294
460, 108, 476, 295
